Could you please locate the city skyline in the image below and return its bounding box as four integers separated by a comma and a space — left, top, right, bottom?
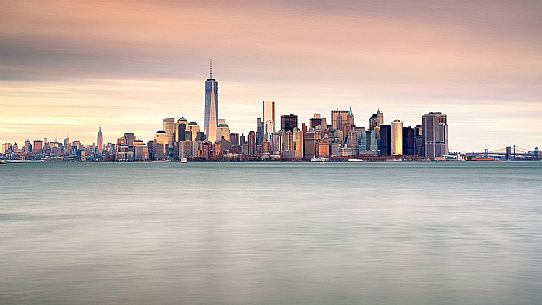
1, 1, 541, 150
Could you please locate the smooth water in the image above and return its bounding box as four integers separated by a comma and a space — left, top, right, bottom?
1, 162, 541, 305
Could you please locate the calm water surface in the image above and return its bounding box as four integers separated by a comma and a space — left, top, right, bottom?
1, 162, 542, 305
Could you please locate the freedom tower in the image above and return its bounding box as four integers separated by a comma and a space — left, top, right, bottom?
204, 60, 219, 143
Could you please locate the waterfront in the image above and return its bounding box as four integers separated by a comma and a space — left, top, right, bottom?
1, 162, 542, 305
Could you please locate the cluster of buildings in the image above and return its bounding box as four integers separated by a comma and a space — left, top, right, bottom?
14, 62, 540, 162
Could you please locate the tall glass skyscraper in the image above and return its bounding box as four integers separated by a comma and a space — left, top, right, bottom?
204, 60, 219, 143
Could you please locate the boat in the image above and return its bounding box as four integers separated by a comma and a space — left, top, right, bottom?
470, 157, 497, 161
310, 157, 328, 162
181, 158, 188, 163
0, 160, 7, 165
347, 158, 364, 162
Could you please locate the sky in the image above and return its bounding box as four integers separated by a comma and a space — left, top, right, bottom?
1, 0, 541, 151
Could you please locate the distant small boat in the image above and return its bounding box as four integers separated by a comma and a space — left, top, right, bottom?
181, 158, 188, 164
310, 157, 328, 162
347, 158, 364, 162
470, 157, 496, 161
0, 160, 7, 165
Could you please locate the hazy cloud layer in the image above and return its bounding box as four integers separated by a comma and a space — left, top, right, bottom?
1, 0, 541, 149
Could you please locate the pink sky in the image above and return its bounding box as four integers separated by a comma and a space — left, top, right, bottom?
1, 0, 541, 151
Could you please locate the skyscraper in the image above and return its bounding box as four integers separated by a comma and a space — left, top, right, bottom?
422, 112, 448, 159
391, 120, 403, 156
163, 118, 176, 147
204, 60, 219, 143
216, 123, 230, 142
280, 114, 298, 132
177, 117, 188, 142
263, 101, 275, 140
378, 125, 391, 156
247, 131, 257, 156
331, 110, 349, 131
97, 126, 103, 153
369, 109, 384, 130
256, 117, 264, 145
402, 126, 416, 156
293, 127, 304, 159
310, 113, 327, 130
187, 121, 200, 141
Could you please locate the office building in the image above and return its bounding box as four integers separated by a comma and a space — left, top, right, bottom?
187, 121, 200, 141
229, 133, 240, 146
391, 120, 403, 156
247, 131, 257, 156
263, 101, 275, 140
256, 117, 264, 145
163, 118, 176, 147
281, 114, 298, 132
33, 140, 43, 153
402, 126, 416, 156
97, 126, 103, 153
369, 109, 384, 130
204, 60, 219, 143
293, 127, 304, 159
216, 123, 230, 142
378, 125, 391, 156
422, 112, 448, 159
177, 117, 188, 142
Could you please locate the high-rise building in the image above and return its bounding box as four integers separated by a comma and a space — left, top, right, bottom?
154, 130, 168, 160
310, 113, 327, 130
293, 127, 304, 159
256, 117, 264, 145
204, 60, 219, 143
331, 108, 354, 141
97, 126, 103, 153
123, 133, 135, 147
331, 110, 349, 131
391, 120, 403, 156
402, 126, 416, 156
163, 118, 176, 147
177, 117, 188, 142
417, 128, 425, 157
247, 131, 257, 156
369, 109, 384, 130
281, 114, 298, 132
378, 125, 391, 156
134, 140, 149, 161
304, 131, 318, 159
216, 123, 230, 142
263, 101, 275, 140
281, 130, 294, 158
229, 133, 240, 146
33, 140, 43, 153
63, 136, 70, 153
422, 112, 448, 159
187, 121, 200, 141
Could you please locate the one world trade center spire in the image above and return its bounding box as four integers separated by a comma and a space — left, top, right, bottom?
204, 59, 218, 143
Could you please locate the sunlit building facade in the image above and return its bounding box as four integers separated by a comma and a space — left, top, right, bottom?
391, 120, 403, 156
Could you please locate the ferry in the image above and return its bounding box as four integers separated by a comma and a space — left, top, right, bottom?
181, 158, 188, 164
347, 158, 364, 162
310, 157, 328, 163
470, 157, 497, 161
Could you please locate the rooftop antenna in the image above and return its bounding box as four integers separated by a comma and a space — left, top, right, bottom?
210, 58, 213, 79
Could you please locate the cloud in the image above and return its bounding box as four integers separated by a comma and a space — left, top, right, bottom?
0, 0, 541, 149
